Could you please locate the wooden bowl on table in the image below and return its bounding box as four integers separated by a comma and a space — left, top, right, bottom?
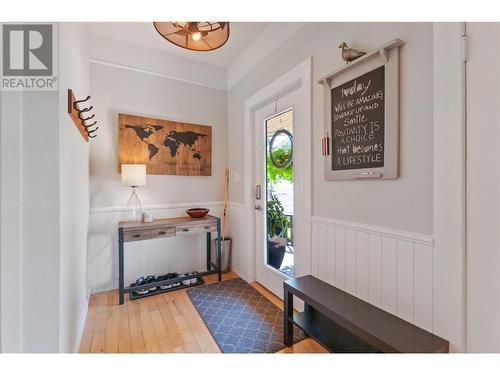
186, 208, 209, 218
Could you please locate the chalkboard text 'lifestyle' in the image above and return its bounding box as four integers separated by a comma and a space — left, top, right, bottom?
331, 66, 385, 170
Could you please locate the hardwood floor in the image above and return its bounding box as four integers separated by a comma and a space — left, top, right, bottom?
79, 271, 326, 353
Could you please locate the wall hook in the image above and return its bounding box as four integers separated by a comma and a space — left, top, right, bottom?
73, 95, 90, 109
83, 121, 97, 129
79, 113, 95, 122
68, 89, 99, 141
78, 106, 94, 114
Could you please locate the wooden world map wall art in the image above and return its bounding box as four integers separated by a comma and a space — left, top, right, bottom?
318, 39, 405, 181
118, 113, 212, 176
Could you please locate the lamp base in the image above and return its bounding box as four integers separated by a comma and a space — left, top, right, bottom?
126, 187, 143, 222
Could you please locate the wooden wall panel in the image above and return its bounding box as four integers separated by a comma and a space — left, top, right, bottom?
317, 224, 328, 281
368, 233, 382, 308
355, 231, 369, 301
381, 236, 398, 315
311, 217, 434, 334
345, 229, 357, 295
414, 243, 433, 332
326, 225, 336, 286
335, 227, 346, 289
396, 240, 414, 323
311, 223, 319, 277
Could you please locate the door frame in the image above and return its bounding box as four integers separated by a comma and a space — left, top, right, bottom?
243, 57, 312, 285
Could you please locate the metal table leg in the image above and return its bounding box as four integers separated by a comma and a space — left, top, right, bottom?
118, 228, 125, 305
217, 217, 222, 281
206, 231, 212, 271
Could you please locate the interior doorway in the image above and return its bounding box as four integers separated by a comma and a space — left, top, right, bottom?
247, 58, 312, 297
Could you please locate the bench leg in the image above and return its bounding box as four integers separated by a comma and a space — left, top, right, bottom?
284, 289, 293, 346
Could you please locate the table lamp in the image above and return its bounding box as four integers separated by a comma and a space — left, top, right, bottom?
121, 164, 146, 222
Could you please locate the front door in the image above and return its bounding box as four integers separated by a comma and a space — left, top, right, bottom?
254, 87, 306, 297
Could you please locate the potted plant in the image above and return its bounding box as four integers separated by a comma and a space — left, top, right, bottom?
267, 192, 290, 269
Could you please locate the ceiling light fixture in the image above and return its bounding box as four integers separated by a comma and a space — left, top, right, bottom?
153, 22, 230, 52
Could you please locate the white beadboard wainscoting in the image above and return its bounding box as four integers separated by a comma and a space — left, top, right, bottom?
87, 202, 224, 294
225, 202, 248, 281
311, 216, 435, 333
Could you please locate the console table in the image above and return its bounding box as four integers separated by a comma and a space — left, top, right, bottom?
284, 275, 449, 353
118, 215, 222, 305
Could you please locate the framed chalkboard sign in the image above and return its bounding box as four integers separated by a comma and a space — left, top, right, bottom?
319, 39, 404, 180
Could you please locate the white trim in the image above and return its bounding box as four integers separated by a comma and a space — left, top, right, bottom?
264, 263, 290, 280
89, 58, 227, 91
432, 22, 467, 352
312, 216, 434, 246
90, 201, 224, 214
243, 57, 313, 285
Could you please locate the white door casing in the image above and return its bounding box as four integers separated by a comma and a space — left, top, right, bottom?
244, 58, 312, 297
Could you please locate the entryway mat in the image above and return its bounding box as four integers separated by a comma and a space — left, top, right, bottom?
187, 278, 306, 353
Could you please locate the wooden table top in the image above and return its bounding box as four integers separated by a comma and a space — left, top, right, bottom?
118, 215, 219, 230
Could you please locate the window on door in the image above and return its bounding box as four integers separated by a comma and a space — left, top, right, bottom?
265, 109, 294, 277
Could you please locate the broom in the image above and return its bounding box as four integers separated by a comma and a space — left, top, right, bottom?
222, 167, 230, 240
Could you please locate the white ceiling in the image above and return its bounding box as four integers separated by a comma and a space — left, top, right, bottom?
87, 22, 269, 68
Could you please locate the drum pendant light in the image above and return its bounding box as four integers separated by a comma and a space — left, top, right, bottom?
153, 22, 230, 51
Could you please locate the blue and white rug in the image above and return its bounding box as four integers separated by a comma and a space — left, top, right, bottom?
187, 278, 306, 353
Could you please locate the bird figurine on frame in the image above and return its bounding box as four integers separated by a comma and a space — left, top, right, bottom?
339, 42, 366, 63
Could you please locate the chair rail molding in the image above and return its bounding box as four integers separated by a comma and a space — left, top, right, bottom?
311, 216, 434, 246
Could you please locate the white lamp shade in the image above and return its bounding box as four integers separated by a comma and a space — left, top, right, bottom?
121, 164, 147, 187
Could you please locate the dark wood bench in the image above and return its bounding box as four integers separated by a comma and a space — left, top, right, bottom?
284, 275, 449, 353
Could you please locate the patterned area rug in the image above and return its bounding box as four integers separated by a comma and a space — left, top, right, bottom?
187, 278, 306, 353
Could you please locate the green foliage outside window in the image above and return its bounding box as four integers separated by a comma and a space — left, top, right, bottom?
267, 192, 290, 238
267, 142, 293, 184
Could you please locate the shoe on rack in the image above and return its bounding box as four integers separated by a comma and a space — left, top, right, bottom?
189, 271, 198, 284
157, 274, 171, 290
146, 275, 157, 291
133, 276, 149, 295
179, 272, 191, 286
169, 273, 181, 288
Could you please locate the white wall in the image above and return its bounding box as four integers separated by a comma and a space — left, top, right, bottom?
89, 33, 227, 90
58, 23, 90, 353
0, 90, 61, 352
432, 22, 466, 353
466, 22, 500, 352
225, 22, 467, 351
0, 90, 23, 352
87, 35, 227, 293
228, 22, 434, 235
89, 37, 227, 209
0, 22, 90, 353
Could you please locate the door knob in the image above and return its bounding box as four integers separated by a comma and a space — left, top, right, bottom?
255, 204, 263, 211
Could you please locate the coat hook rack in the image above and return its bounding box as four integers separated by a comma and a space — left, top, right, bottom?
68, 89, 99, 141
